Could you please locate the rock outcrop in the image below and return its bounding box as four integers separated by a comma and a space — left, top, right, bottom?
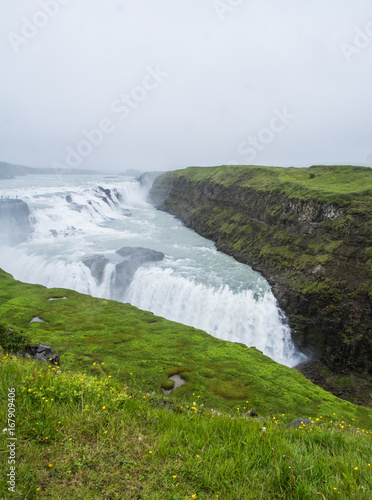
83, 247, 165, 296
83, 255, 110, 285
21, 343, 60, 365
114, 247, 164, 297
0, 199, 33, 245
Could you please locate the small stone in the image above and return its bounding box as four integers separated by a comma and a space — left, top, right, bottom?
286, 418, 312, 429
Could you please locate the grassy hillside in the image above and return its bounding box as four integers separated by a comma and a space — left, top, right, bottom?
0, 268, 370, 421
0, 268, 372, 498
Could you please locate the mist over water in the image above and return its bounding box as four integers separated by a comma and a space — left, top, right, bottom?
0, 174, 306, 367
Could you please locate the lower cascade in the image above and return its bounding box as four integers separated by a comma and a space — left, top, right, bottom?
0, 174, 306, 367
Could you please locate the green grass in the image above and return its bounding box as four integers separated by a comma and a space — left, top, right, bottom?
0, 268, 372, 498
173, 164, 372, 206
0, 268, 370, 425
1, 352, 371, 499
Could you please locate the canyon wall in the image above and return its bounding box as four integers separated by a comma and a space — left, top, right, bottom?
150, 165, 372, 404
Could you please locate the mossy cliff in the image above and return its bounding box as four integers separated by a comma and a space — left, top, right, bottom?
150, 165, 372, 404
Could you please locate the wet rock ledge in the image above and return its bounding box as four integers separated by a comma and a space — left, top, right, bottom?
0, 199, 33, 245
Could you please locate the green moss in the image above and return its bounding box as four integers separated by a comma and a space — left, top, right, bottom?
299, 281, 331, 295
327, 305, 340, 315
325, 240, 343, 253
210, 380, 251, 400
160, 379, 175, 390
273, 230, 292, 244
315, 254, 329, 265
200, 367, 215, 378
338, 377, 352, 387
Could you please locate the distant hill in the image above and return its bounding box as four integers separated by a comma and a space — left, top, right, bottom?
0, 161, 101, 179
0, 161, 40, 179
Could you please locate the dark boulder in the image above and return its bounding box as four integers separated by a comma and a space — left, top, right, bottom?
22, 343, 60, 366
116, 246, 164, 262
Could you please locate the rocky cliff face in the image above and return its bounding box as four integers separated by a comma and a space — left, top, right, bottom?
0, 199, 33, 245
150, 166, 372, 406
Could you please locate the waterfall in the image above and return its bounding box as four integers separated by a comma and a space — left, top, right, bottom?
0, 174, 306, 367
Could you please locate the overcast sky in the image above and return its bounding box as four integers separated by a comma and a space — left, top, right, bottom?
1, 0, 371, 173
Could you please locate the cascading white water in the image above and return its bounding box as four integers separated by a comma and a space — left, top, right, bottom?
0, 174, 306, 367
124, 266, 294, 364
